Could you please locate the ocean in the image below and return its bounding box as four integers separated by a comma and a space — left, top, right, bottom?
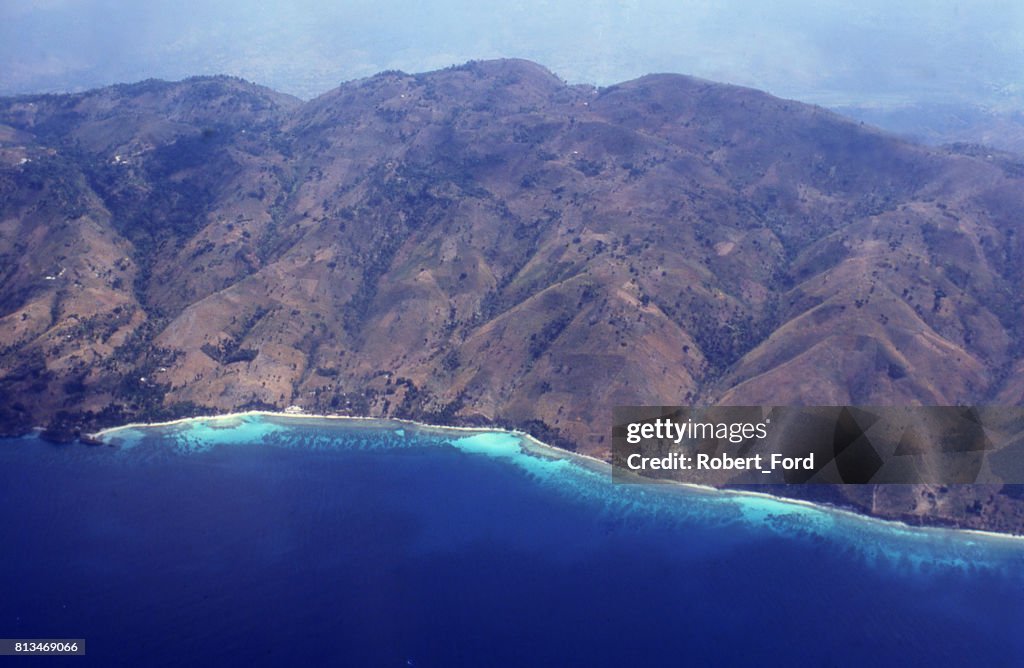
1, 413, 1022, 666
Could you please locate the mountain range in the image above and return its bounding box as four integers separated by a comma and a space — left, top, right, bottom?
2, 59, 1023, 532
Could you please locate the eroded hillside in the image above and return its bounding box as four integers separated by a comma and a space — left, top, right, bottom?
2, 60, 1023, 531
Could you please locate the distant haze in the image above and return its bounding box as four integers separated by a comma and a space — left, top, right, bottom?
2, 0, 1022, 111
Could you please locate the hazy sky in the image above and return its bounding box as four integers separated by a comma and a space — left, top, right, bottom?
1, 0, 1022, 109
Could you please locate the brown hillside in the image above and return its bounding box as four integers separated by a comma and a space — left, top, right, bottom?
2, 60, 1023, 531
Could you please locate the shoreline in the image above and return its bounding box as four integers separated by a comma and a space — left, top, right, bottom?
91, 410, 1024, 545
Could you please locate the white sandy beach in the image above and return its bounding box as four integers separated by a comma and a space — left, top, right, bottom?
90, 409, 1024, 544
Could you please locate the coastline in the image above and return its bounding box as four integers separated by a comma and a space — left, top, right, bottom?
88, 409, 1024, 545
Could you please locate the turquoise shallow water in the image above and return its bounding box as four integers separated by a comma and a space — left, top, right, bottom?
2, 413, 1023, 666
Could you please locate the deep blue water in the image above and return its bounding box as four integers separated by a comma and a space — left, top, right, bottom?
2, 414, 1023, 667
